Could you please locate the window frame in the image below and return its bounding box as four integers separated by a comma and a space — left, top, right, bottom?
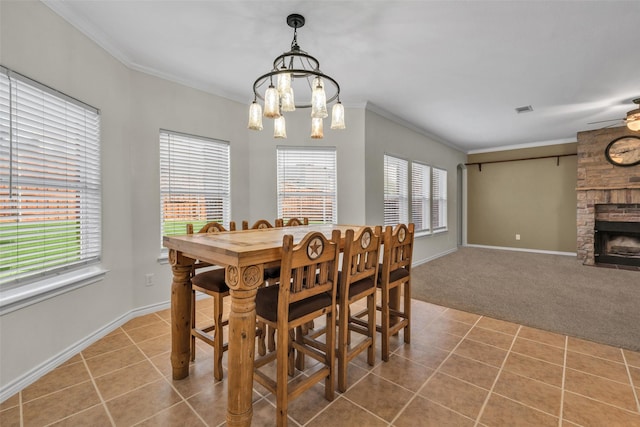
159, 129, 231, 246
411, 161, 431, 233
383, 154, 409, 227
276, 146, 337, 224
0, 67, 102, 286
383, 153, 448, 235
430, 166, 448, 233
0, 66, 105, 313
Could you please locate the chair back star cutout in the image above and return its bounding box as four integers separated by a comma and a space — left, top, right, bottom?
397, 226, 406, 242
360, 230, 372, 249
307, 236, 324, 259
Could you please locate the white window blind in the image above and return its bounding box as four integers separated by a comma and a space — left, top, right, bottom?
0, 67, 101, 286
160, 130, 230, 240
432, 167, 448, 231
276, 146, 337, 224
383, 154, 408, 226
411, 162, 431, 232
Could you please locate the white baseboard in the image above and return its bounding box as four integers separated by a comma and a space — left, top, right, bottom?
464, 244, 577, 257
0, 300, 171, 403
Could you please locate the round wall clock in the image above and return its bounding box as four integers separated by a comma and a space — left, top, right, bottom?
604, 135, 640, 167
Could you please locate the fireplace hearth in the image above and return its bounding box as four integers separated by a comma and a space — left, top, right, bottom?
595, 221, 640, 267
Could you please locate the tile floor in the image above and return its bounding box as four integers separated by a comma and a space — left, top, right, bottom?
1, 297, 640, 426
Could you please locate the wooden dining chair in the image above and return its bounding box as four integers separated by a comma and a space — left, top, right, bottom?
242, 219, 280, 283
377, 223, 414, 361
188, 221, 243, 381
253, 230, 341, 427
268, 216, 309, 351
336, 226, 382, 392
242, 219, 275, 230
275, 217, 309, 227
241, 219, 278, 353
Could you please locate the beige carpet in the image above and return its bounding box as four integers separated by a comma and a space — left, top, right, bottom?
411, 246, 640, 351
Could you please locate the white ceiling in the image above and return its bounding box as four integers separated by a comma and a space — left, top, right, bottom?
44, 0, 640, 153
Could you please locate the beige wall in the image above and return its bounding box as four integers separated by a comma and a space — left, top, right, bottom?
467, 143, 578, 253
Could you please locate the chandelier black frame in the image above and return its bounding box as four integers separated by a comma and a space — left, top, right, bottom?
248, 14, 345, 138
252, 14, 340, 108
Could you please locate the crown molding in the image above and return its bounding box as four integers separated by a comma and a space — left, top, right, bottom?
467, 137, 577, 155
43, 1, 245, 105
44, 1, 134, 67
365, 102, 464, 153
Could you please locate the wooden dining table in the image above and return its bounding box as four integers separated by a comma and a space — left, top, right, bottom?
163, 224, 366, 427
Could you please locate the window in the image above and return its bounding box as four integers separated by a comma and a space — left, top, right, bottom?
0, 67, 101, 286
411, 162, 431, 232
383, 155, 408, 226
277, 146, 337, 224
383, 154, 448, 233
431, 166, 448, 232
160, 130, 230, 240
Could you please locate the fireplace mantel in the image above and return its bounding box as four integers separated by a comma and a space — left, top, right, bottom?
578, 187, 640, 191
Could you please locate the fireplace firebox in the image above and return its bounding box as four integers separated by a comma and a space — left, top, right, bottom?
594, 221, 640, 267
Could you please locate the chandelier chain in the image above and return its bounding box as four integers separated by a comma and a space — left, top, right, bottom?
291, 27, 299, 51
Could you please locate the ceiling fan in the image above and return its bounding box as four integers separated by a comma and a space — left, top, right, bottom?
588, 97, 640, 130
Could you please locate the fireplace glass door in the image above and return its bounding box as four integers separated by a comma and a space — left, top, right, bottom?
594, 221, 640, 267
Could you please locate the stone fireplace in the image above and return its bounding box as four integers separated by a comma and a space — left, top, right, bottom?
576, 127, 640, 268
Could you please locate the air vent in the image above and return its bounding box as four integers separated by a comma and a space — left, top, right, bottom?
515, 105, 534, 114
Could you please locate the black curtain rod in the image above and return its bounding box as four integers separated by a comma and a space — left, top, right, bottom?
465, 153, 577, 171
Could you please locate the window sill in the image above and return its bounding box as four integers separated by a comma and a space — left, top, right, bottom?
415, 228, 448, 238
157, 249, 169, 264
0, 266, 108, 315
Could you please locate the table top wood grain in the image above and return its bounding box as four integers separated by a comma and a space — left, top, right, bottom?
163, 224, 366, 267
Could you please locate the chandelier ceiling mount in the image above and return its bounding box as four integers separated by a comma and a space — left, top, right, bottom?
286, 13, 305, 32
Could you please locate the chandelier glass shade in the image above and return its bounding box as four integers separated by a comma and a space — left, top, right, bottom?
248, 101, 263, 131
247, 14, 345, 138
627, 99, 640, 132
274, 116, 287, 138
311, 117, 323, 139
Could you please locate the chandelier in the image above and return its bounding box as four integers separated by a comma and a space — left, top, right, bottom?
627, 98, 640, 132
247, 14, 345, 139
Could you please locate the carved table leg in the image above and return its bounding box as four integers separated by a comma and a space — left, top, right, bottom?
225, 264, 263, 427
169, 250, 194, 380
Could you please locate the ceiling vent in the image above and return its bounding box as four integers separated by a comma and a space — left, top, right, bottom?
515, 105, 534, 114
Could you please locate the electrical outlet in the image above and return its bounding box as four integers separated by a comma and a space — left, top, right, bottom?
145, 273, 154, 287
515, 234, 521, 241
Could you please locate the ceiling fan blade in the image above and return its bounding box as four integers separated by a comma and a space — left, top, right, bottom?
600, 122, 624, 129
587, 118, 624, 125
